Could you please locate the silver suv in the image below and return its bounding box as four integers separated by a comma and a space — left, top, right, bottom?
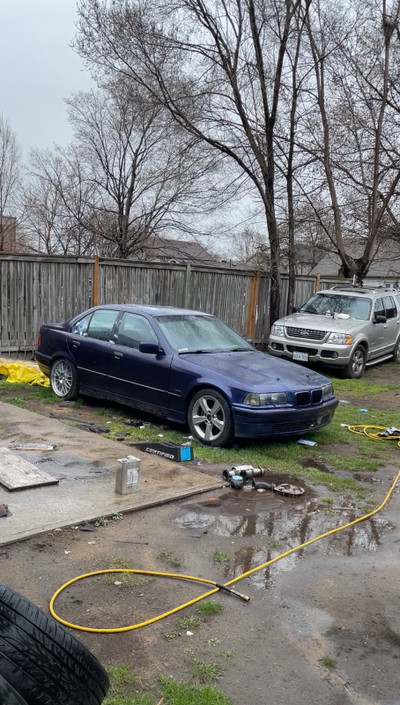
268, 286, 400, 378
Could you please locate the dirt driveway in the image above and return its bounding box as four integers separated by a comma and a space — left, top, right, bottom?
1, 364, 400, 705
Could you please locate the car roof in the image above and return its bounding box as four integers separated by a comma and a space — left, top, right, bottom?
92, 304, 212, 317
319, 286, 399, 296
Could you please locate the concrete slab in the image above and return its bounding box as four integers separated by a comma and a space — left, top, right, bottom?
0, 401, 221, 546
0, 446, 59, 490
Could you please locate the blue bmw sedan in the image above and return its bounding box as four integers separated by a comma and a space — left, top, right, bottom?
35, 304, 338, 447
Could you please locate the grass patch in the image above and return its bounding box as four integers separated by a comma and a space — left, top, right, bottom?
159, 677, 233, 704
318, 655, 336, 669
212, 550, 230, 565
176, 615, 200, 630
105, 664, 140, 702
190, 659, 222, 683
157, 550, 181, 568
197, 601, 223, 618
104, 665, 233, 704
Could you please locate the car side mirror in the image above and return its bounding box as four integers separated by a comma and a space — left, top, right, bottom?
292, 307, 298, 313
139, 342, 164, 354
374, 314, 387, 324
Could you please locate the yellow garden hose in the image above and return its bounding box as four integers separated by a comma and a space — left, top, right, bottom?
49, 467, 400, 634
347, 424, 400, 447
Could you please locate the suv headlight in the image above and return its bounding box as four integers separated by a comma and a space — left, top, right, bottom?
322, 383, 333, 400
271, 324, 285, 337
326, 332, 353, 345
243, 392, 288, 406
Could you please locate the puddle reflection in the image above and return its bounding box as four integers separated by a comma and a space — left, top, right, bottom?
176, 489, 391, 588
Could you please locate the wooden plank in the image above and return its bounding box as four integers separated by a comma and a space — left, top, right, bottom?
0, 447, 59, 491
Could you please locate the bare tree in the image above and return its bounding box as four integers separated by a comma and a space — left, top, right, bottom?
302, 0, 400, 284
74, 0, 310, 323
24, 147, 99, 255
66, 83, 223, 258
0, 115, 20, 250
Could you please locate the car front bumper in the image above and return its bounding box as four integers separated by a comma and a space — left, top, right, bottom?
268, 339, 354, 368
231, 396, 339, 439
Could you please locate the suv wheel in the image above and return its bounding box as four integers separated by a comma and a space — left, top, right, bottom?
344, 346, 366, 379
394, 337, 400, 364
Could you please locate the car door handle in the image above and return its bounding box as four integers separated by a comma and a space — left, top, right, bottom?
72, 341, 80, 348
113, 352, 123, 359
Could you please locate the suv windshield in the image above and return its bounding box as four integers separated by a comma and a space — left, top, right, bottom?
299, 293, 372, 321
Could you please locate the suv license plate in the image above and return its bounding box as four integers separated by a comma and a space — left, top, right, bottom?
293, 351, 309, 362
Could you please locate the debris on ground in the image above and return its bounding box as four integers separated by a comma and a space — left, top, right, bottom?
0, 502, 10, 518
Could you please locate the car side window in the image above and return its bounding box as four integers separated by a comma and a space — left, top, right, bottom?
71, 313, 91, 336
86, 310, 119, 341
382, 296, 397, 319
374, 298, 385, 318
114, 313, 158, 349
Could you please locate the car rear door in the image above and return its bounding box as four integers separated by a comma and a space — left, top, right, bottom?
67, 309, 120, 393
109, 312, 173, 415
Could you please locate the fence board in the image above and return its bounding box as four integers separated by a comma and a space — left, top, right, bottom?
2, 253, 398, 354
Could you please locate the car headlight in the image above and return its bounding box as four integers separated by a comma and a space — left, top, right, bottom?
326, 332, 352, 345
322, 383, 333, 400
270, 324, 285, 337
243, 392, 288, 406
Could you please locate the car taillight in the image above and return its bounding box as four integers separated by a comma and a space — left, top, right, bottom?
37, 333, 41, 348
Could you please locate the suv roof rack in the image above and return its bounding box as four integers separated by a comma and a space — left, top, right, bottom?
329, 285, 399, 294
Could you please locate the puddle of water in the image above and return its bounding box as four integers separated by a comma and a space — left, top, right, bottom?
175, 486, 392, 589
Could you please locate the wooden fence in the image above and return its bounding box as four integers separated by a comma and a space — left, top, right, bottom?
1, 253, 394, 353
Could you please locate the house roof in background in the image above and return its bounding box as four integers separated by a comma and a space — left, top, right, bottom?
310, 243, 400, 279
139, 236, 218, 265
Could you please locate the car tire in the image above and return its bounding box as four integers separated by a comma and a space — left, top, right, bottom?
188, 388, 234, 447
50, 358, 79, 400
343, 346, 366, 379
0, 584, 109, 705
0, 673, 29, 705
393, 337, 400, 364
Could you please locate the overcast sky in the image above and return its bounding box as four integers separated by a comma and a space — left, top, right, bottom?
1, 0, 92, 160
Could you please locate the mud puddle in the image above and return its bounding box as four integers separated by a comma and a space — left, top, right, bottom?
175, 481, 393, 589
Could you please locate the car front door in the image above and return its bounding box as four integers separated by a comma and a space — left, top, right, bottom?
109, 312, 173, 416
67, 309, 120, 393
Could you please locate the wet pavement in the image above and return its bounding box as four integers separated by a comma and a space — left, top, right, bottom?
0, 401, 221, 546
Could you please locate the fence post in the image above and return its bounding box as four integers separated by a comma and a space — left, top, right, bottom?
315, 273, 321, 292
246, 271, 259, 339
182, 262, 191, 308
92, 255, 100, 306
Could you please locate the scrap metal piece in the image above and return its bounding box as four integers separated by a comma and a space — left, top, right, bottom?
274, 483, 305, 497
9, 442, 56, 451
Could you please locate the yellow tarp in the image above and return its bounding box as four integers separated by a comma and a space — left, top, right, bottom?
0, 359, 50, 387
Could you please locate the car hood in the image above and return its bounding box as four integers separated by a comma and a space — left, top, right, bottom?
275, 312, 366, 333
180, 350, 330, 391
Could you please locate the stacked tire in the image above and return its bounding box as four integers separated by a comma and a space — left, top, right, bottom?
0, 585, 109, 705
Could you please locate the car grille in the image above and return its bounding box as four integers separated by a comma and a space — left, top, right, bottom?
295, 389, 323, 406
287, 345, 319, 355
285, 326, 326, 340
272, 414, 330, 434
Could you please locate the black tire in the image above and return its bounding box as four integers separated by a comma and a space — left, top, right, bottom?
50, 358, 79, 400
393, 337, 400, 364
343, 345, 366, 379
0, 584, 109, 705
0, 673, 29, 705
188, 388, 233, 447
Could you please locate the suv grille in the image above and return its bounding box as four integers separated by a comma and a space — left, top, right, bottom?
285, 326, 326, 341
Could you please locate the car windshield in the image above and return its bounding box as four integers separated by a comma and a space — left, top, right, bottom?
299, 293, 372, 321
155, 314, 253, 353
